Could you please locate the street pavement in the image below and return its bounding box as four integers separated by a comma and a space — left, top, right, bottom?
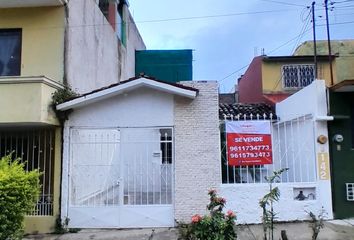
24, 219, 354, 240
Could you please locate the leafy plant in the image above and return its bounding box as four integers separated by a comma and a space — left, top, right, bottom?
259, 168, 288, 240
178, 189, 237, 240
54, 216, 80, 234
51, 85, 78, 123
51, 85, 78, 106
0, 155, 40, 240
307, 208, 326, 240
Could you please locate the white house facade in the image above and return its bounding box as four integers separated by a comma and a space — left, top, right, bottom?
57, 77, 220, 228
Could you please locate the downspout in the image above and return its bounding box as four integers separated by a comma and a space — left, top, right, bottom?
58, 1, 69, 224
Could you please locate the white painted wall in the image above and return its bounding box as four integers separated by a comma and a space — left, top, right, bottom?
276, 80, 328, 121
221, 183, 321, 224
65, 88, 174, 127
66, 0, 145, 94
221, 80, 333, 223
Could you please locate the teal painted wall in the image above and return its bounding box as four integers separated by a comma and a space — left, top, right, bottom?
135, 50, 193, 83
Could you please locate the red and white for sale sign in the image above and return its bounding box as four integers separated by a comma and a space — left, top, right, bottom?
226, 120, 273, 166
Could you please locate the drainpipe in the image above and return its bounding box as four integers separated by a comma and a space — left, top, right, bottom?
63, 2, 69, 86
58, 1, 69, 224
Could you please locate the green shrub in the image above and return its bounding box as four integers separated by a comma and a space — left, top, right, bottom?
51, 86, 78, 106
0, 155, 40, 240
178, 189, 237, 240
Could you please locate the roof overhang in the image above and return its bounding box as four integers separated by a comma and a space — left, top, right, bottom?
330, 80, 354, 92
263, 55, 336, 62
57, 77, 198, 111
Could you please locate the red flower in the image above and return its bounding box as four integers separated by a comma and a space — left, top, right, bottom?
226, 210, 236, 218
191, 214, 202, 223
216, 197, 226, 204
208, 189, 217, 195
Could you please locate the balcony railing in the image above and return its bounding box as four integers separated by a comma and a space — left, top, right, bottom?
282, 64, 315, 89
0, 0, 67, 8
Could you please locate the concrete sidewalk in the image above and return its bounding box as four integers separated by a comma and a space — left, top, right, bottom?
24, 219, 354, 240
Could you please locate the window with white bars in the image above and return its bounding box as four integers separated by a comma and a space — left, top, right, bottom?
221, 115, 317, 184
282, 64, 315, 89
0, 128, 55, 216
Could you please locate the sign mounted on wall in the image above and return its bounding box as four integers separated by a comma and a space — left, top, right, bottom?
226, 120, 273, 166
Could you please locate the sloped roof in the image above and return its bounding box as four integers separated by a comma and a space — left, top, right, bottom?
57, 76, 198, 111
219, 103, 276, 120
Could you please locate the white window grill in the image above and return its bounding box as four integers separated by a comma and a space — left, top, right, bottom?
282, 64, 315, 89
123, 128, 173, 205
346, 183, 354, 201
0, 128, 55, 216
221, 114, 317, 184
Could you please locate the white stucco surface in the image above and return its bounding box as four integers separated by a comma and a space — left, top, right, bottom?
66, 0, 145, 94
64, 88, 174, 128
276, 80, 328, 121
221, 183, 321, 224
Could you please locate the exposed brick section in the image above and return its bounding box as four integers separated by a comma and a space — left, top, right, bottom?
174, 81, 221, 223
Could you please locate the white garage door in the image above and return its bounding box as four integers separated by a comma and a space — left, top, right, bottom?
68, 127, 174, 228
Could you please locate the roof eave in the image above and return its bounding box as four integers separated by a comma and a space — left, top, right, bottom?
56, 78, 197, 111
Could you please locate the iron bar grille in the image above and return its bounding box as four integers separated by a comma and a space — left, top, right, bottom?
282, 64, 315, 89
0, 128, 55, 216
346, 183, 354, 201
221, 114, 316, 184
70, 128, 173, 207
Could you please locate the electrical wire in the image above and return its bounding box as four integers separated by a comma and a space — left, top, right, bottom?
291, 8, 312, 54
258, 0, 307, 7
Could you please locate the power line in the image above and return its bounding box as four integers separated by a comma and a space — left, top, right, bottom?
135, 9, 300, 23
291, 8, 312, 54
12, 8, 302, 32
218, 26, 313, 83
258, 0, 307, 7
219, 65, 249, 83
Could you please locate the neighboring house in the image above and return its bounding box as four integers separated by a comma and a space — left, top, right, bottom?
238, 55, 335, 106
56, 76, 220, 228
294, 40, 354, 84
0, 0, 145, 234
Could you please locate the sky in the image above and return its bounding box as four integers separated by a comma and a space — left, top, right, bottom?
129, 0, 354, 93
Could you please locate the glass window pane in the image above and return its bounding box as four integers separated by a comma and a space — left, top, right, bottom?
0, 29, 21, 76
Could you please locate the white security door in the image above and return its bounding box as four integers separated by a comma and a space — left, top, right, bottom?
67, 127, 174, 228
68, 128, 121, 228
120, 128, 174, 228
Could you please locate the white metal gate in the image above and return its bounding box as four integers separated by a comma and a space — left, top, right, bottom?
68, 127, 174, 228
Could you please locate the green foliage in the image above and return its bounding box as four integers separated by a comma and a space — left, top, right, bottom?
54, 216, 80, 235
0, 155, 40, 240
178, 189, 237, 240
259, 168, 288, 240
308, 208, 326, 240
51, 86, 78, 106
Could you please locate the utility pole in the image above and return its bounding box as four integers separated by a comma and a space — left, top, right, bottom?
324, 0, 334, 85
312, 1, 318, 79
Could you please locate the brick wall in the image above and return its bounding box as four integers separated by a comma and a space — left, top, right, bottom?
174, 81, 221, 223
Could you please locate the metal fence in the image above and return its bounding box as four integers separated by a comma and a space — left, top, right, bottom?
0, 128, 55, 216
69, 127, 173, 207
221, 114, 317, 184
